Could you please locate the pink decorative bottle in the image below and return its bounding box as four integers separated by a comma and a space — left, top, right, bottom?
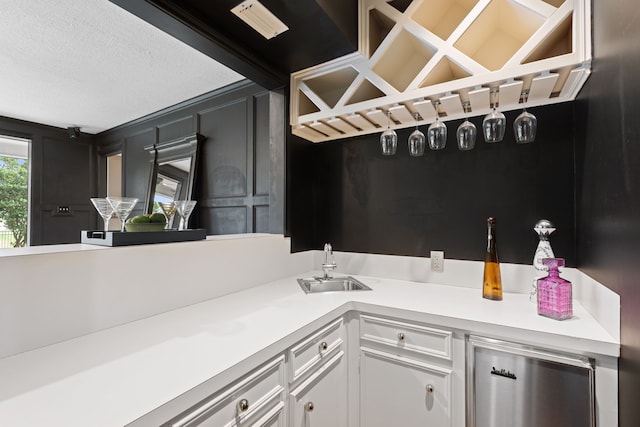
537, 258, 572, 320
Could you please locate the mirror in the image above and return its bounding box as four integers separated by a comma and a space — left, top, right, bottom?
144, 133, 204, 214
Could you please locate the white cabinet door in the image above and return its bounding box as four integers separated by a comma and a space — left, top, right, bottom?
360, 347, 452, 427
289, 351, 347, 427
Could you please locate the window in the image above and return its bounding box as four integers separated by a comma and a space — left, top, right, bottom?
0, 135, 31, 248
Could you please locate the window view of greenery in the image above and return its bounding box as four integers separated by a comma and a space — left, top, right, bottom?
0, 157, 28, 248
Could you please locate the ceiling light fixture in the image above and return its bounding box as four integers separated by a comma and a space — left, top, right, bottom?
231, 0, 289, 40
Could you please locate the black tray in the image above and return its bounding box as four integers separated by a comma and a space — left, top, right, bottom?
81, 229, 207, 247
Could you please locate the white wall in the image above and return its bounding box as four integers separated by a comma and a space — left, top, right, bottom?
0, 234, 314, 358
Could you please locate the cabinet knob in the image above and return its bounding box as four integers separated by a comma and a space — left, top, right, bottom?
397, 332, 405, 342
305, 401, 314, 412
426, 384, 434, 393
319, 341, 328, 352
237, 398, 249, 413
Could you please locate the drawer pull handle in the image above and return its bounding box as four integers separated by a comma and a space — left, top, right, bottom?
426, 384, 434, 393
237, 398, 249, 413
319, 341, 328, 352
397, 332, 405, 342
305, 401, 314, 412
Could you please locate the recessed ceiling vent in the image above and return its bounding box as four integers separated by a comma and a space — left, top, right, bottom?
231, 0, 289, 40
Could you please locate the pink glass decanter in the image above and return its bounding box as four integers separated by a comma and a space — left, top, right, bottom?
537, 258, 573, 320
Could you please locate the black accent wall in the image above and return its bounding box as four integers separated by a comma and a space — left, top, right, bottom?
0, 117, 96, 246
96, 80, 285, 236
288, 103, 576, 266
575, 0, 640, 425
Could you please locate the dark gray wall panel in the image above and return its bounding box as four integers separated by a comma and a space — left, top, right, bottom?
254, 92, 270, 197
208, 206, 247, 235
199, 99, 248, 198
123, 128, 155, 218
96, 81, 281, 235
41, 137, 92, 204
267, 90, 285, 234
40, 211, 92, 245
158, 116, 194, 143
39, 135, 94, 244
254, 205, 269, 233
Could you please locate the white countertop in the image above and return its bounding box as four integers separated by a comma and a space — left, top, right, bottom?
0, 233, 273, 258
0, 273, 619, 427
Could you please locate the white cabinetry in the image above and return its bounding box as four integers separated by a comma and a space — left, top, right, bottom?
360, 348, 451, 427
162, 317, 348, 427
289, 352, 347, 427
140, 309, 607, 427
288, 317, 348, 427
166, 356, 286, 427
358, 314, 464, 427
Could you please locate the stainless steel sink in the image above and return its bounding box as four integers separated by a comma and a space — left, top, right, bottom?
297, 276, 372, 294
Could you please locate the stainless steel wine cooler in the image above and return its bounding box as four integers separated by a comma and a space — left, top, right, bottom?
466, 335, 595, 427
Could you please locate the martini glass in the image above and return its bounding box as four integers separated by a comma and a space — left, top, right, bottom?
158, 201, 177, 229
175, 200, 197, 231
106, 197, 138, 232
90, 198, 114, 231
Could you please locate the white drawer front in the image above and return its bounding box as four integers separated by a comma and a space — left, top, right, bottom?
360, 314, 452, 361
288, 317, 344, 383
170, 356, 285, 427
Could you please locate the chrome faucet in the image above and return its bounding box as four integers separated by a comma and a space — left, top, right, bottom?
321, 243, 337, 279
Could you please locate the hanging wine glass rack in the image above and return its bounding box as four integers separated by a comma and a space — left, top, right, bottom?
290, 0, 590, 143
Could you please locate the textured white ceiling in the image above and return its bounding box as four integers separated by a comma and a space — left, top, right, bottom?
0, 0, 245, 134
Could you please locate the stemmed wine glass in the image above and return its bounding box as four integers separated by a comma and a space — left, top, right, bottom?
158, 201, 177, 229
90, 198, 114, 231
380, 110, 397, 156
428, 101, 447, 150
106, 196, 138, 232
408, 112, 426, 157
514, 90, 537, 144
482, 88, 506, 143
175, 200, 197, 231
457, 101, 476, 151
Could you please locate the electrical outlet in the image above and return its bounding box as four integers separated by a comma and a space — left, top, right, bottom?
430, 250, 444, 272
53, 206, 72, 216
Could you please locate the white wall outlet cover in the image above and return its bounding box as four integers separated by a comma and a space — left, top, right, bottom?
430, 250, 444, 272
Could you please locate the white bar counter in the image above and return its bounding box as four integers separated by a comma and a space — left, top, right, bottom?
0, 235, 619, 426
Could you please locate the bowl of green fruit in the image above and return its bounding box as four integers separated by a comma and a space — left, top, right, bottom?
124, 213, 167, 232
